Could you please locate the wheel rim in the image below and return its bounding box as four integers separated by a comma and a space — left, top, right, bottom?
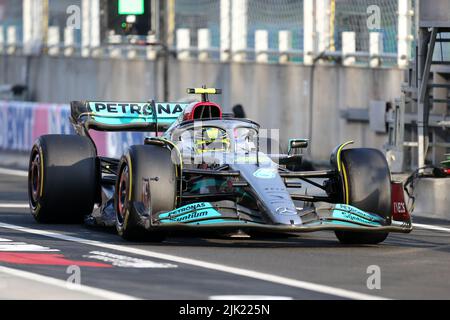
29, 149, 41, 207
117, 165, 129, 224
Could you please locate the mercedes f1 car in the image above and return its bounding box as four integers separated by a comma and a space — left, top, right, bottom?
28, 87, 412, 244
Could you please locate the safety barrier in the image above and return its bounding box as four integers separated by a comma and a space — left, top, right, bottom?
0, 101, 147, 158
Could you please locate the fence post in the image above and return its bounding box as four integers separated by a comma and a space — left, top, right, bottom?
369, 32, 383, 68
7, 26, 17, 55
23, 0, 44, 55
127, 36, 138, 59
64, 27, 75, 56
81, 0, 100, 57
342, 31, 356, 66
231, 0, 247, 62
176, 28, 191, 61
397, 0, 411, 68
81, 0, 90, 57
316, 0, 331, 54
220, 0, 231, 62
90, 0, 100, 57
198, 28, 211, 61
108, 31, 122, 58
146, 33, 157, 60
255, 30, 269, 63
303, 0, 314, 65
279, 30, 292, 64
0, 26, 4, 54
47, 26, 60, 56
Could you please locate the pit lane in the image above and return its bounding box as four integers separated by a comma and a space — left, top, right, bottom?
0, 171, 449, 300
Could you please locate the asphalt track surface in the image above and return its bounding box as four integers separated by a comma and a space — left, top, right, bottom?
0, 170, 450, 300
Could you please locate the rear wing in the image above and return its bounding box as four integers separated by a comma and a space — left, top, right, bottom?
70, 100, 189, 132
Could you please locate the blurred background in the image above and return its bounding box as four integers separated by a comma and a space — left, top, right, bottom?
0, 0, 449, 172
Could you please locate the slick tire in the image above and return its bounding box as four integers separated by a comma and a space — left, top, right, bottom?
28, 135, 98, 223
334, 148, 392, 245
115, 145, 177, 242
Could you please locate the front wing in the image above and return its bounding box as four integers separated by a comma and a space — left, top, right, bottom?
148, 201, 413, 234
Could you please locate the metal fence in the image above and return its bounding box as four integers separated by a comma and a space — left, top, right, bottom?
0, 0, 419, 68
334, 0, 398, 53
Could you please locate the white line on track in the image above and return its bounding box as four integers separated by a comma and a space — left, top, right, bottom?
0, 222, 387, 300
413, 223, 450, 233
0, 168, 28, 177
0, 242, 59, 252
0, 266, 139, 300
0, 203, 29, 209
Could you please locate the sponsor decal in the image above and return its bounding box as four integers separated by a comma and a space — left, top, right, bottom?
332, 204, 383, 226
188, 219, 248, 225
0, 101, 182, 157
90, 130, 108, 156
87, 102, 185, 117
0, 102, 73, 152
334, 204, 384, 222
89, 102, 153, 115
83, 251, 177, 268
393, 202, 406, 214
159, 202, 222, 223
253, 167, 277, 179
4, 102, 33, 151
49, 104, 74, 135
106, 131, 146, 158
0, 103, 7, 149
32, 105, 49, 142
391, 181, 410, 222
276, 207, 297, 216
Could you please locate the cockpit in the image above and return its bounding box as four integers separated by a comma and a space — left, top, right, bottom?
171, 121, 259, 158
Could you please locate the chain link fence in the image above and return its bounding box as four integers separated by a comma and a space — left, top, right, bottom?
172, 0, 407, 64
48, 0, 82, 44
247, 0, 303, 61
0, 0, 417, 66
0, 0, 23, 44
334, 0, 398, 54
174, 0, 221, 59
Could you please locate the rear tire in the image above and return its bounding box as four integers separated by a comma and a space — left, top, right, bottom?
28, 135, 98, 223
115, 145, 177, 242
334, 148, 392, 245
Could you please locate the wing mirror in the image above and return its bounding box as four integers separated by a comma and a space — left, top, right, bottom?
288, 139, 308, 155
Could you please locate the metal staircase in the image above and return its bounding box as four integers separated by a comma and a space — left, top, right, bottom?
385, 1, 450, 172
417, 26, 450, 168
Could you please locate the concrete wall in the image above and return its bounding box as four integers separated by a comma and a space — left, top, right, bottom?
413, 178, 450, 220
0, 54, 404, 161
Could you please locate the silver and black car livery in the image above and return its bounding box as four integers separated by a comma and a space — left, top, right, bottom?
28, 87, 412, 244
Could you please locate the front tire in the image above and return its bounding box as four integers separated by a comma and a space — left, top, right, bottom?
28, 135, 98, 223
115, 145, 177, 241
334, 148, 392, 245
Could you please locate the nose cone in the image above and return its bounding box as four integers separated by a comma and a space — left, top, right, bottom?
231, 163, 302, 225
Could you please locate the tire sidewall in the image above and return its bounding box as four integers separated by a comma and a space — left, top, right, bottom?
115, 145, 176, 241
335, 148, 392, 244
28, 135, 98, 223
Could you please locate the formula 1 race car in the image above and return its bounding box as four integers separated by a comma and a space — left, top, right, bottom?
28, 87, 412, 244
